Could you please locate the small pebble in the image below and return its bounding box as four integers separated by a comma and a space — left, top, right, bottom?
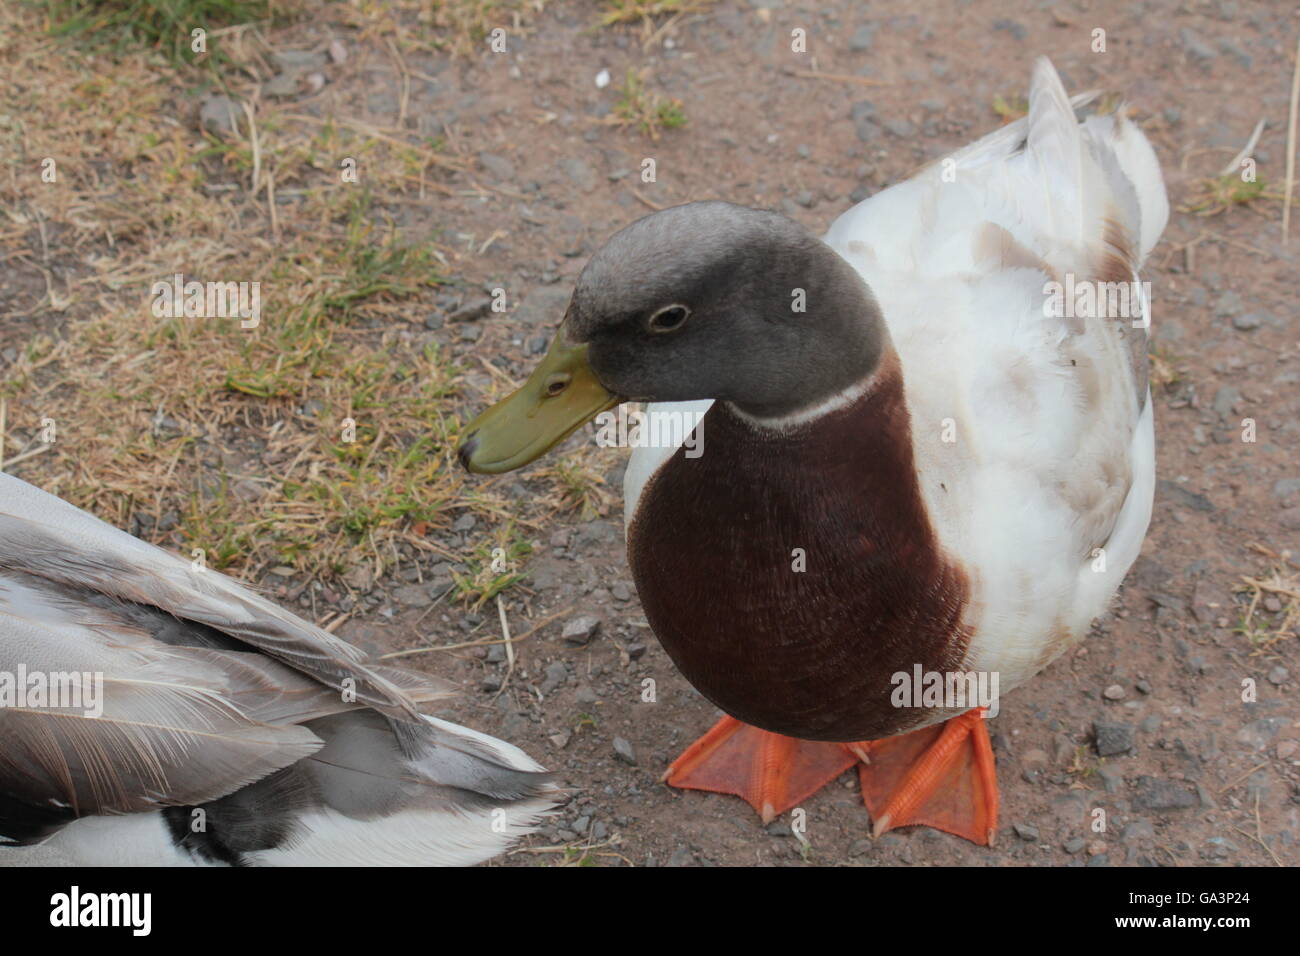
1013, 822, 1039, 842
562, 614, 602, 645
613, 736, 637, 765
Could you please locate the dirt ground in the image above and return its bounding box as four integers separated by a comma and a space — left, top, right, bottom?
4, 0, 1299, 867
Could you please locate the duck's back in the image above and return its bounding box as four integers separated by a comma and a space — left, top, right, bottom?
822, 58, 1164, 689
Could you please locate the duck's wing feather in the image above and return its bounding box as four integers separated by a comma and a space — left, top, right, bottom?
0, 568, 345, 841
0, 475, 554, 860
0, 472, 425, 720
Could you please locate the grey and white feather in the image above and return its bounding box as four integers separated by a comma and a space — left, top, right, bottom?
0, 472, 554, 866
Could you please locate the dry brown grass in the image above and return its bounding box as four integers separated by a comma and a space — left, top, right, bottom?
1234, 544, 1300, 654
0, 1, 597, 603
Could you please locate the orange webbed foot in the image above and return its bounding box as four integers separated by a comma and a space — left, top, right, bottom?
854, 707, 999, 846
663, 715, 857, 823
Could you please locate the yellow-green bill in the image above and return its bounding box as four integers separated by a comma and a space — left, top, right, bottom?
458, 333, 620, 474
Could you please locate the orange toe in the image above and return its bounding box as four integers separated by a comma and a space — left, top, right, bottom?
856, 708, 999, 846
664, 715, 857, 823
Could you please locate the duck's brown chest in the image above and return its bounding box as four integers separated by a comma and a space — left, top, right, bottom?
627, 362, 972, 741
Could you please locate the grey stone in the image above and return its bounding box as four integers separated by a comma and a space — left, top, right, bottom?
271, 49, 328, 71
1217, 38, 1252, 69
1232, 312, 1264, 331
1093, 720, 1135, 756
850, 100, 879, 142
151, 413, 184, 440
392, 584, 434, 608
539, 660, 568, 695
1214, 292, 1243, 317
1123, 818, 1156, 841
1157, 480, 1214, 513
1180, 28, 1217, 63
264, 72, 301, 98
992, 19, 1027, 41
613, 736, 637, 765
199, 95, 242, 137
1013, 822, 1039, 841
1212, 386, 1240, 420
1236, 717, 1287, 750
847, 838, 874, 857
478, 152, 517, 180
1133, 776, 1198, 810
447, 300, 492, 323
883, 118, 915, 138
1200, 836, 1236, 860
1063, 837, 1087, 854
557, 157, 594, 187
562, 614, 602, 645
666, 846, 693, 866
1098, 764, 1125, 794
848, 25, 876, 51
1273, 478, 1300, 500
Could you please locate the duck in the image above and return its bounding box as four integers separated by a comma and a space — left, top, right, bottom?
458, 58, 1166, 845
0, 470, 554, 866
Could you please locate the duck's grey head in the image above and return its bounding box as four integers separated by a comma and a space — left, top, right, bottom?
459, 201, 885, 473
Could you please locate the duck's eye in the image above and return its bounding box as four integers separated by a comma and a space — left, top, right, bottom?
647, 304, 690, 334
544, 373, 570, 397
